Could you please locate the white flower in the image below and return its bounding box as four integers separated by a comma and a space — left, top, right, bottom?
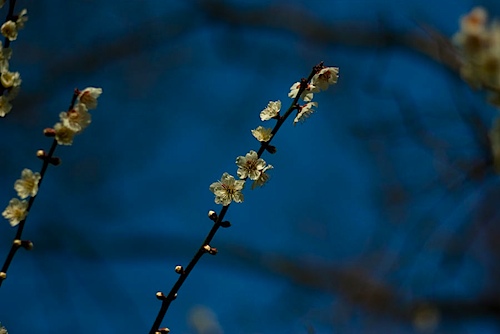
209, 172, 245, 206
0, 323, 7, 334
251, 126, 273, 142
236, 150, 268, 180
294, 102, 318, 125
0, 95, 12, 117
311, 67, 339, 91
288, 81, 317, 102
0, 41, 12, 71
14, 168, 41, 199
2, 198, 28, 226
54, 122, 77, 145
16, 9, 28, 30
0, 70, 21, 88
60, 102, 91, 132
251, 164, 273, 189
260, 100, 281, 121
1, 21, 17, 41
78, 87, 102, 110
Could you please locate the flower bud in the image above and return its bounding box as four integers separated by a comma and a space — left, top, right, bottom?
0, 272, 6, 280
208, 210, 217, 221
43, 128, 56, 137
220, 221, 231, 228
175, 265, 183, 274
156, 291, 166, 301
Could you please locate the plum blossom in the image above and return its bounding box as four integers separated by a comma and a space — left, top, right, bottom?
293, 102, 318, 124
251, 126, 272, 142
54, 122, 77, 145
60, 102, 91, 132
78, 87, 102, 110
2, 198, 28, 226
209, 172, 245, 206
288, 82, 317, 102
251, 164, 273, 189
14, 168, 40, 199
0, 95, 12, 117
260, 100, 281, 121
236, 150, 268, 180
311, 67, 339, 91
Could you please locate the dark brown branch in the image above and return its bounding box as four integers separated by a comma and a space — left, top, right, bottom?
0, 90, 78, 288
149, 63, 324, 333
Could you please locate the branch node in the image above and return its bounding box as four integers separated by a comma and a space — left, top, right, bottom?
15, 239, 33, 250
36, 150, 62, 166
203, 244, 218, 255
220, 221, 231, 228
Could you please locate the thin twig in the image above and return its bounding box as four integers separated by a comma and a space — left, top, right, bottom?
149, 63, 323, 333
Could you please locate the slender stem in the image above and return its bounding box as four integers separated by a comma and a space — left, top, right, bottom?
149, 63, 323, 333
0, 90, 78, 288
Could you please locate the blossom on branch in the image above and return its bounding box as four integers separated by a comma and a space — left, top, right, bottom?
251, 126, 272, 142
294, 102, 318, 124
14, 168, 40, 199
260, 100, 281, 121
0, 95, 12, 117
311, 67, 339, 91
78, 87, 103, 110
2, 198, 28, 226
288, 82, 317, 102
54, 122, 77, 145
60, 103, 91, 132
251, 164, 273, 189
236, 150, 268, 180
209, 172, 245, 206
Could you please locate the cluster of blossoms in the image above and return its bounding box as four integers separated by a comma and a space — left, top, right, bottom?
210, 65, 339, 206
0, 323, 7, 334
453, 7, 500, 106
288, 66, 339, 124
2, 169, 40, 226
2, 87, 102, 226
0, 6, 27, 117
51, 87, 102, 145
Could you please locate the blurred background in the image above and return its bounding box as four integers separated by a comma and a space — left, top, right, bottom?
0, 0, 500, 333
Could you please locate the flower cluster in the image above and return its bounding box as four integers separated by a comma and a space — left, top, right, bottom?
453, 7, 500, 105
288, 66, 339, 124
210, 64, 339, 205
0, 323, 7, 334
52, 87, 102, 145
2, 169, 40, 226
0, 8, 27, 117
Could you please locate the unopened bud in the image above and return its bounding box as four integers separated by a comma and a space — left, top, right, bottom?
208, 210, 217, 221
36, 149, 46, 158
175, 265, 184, 274
203, 245, 218, 255
220, 221, 231, 228
48, 157, 62, 166
265, 145, 277, 154
0, 272, 6, 280
157, 328, 170, 333
21, 240, 34, 250
156, 291, 166, 301
43, 128, 56, 137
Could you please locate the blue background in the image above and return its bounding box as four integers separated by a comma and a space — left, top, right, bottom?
1, 0, 500, 333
